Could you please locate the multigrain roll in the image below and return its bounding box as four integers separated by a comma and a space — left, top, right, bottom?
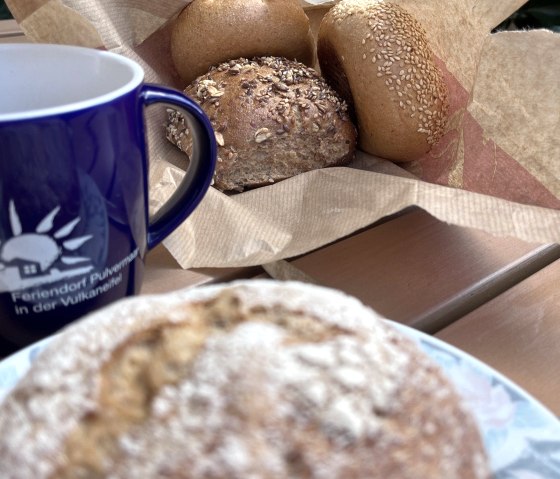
170, 0, 315, 85
317, 0, 449, 161
0, 280, 490, 479
167, 56, 357, 192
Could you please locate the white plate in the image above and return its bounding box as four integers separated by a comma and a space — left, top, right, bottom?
0, 322, 559, 477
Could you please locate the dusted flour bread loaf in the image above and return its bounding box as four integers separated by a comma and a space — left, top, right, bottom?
170, 0, 315, 85
167, 56, 357, 192
0, 280, 490, 479
317, 0, 449, 161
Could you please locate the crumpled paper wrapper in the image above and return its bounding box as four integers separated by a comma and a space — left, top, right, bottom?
6, 0, 560, 268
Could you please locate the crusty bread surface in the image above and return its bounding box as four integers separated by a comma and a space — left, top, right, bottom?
170, 0, 315, 86
0, 280, 489, 479
167, 56, 357, 192
317, 0, 449, 161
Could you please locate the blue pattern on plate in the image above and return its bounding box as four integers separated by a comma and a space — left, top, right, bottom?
414, 334, 560, 479
1, 324, 559, 477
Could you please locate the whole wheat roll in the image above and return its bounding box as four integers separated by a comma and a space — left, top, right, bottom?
317, 0, 449, 162
166, 56, 357, 192
0, 280, 489, 478
170, 0, 315, 86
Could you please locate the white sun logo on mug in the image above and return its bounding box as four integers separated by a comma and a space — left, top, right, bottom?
0, 201, 94, 291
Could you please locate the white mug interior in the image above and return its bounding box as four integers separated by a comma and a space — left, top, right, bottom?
0, 44, 144, 122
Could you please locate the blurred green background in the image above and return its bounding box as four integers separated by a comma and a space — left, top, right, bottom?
0, 0, 11, 20
0, 0, 559, 29
494, 0, 560, 32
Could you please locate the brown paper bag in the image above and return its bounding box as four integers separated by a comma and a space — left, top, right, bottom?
6, 0, 560, 268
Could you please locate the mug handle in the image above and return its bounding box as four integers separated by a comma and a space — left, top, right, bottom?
139, 84, 216, 250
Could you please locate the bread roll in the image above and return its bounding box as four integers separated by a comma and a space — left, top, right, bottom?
167, 56, 357, 192
170, 0, 315, 85
317, 0, 449, 161
0, 280, 489, 479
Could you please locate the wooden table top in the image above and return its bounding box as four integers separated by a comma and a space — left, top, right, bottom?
437, 258, 560, 415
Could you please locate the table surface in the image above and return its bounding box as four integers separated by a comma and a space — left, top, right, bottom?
2, 21, 559, 418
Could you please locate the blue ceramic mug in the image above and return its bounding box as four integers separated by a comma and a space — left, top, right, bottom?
0, 44, 216, 347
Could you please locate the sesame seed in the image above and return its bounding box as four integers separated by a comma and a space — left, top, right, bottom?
327, 0, 449, 146
214, 131, 225, 146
